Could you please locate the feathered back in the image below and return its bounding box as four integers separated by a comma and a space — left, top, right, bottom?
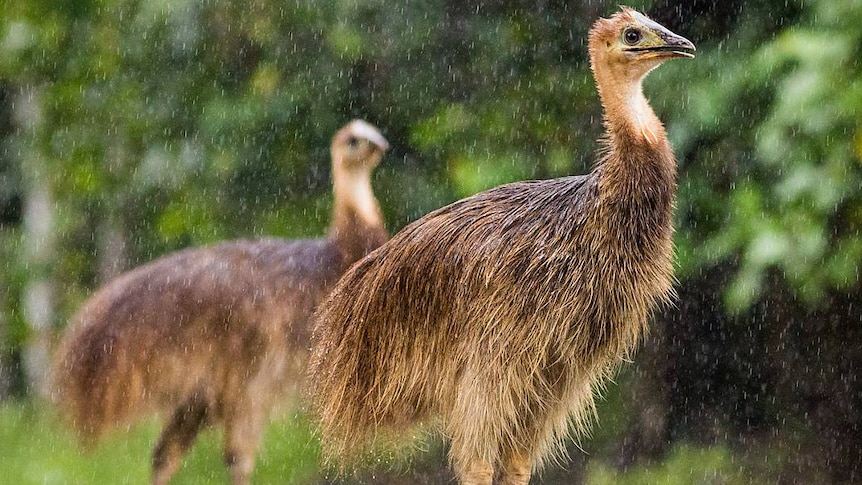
308, 10, 691, 476
49, 120, 390, 446
310, 172, 674, 466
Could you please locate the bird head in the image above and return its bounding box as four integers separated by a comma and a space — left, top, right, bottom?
332, 119, 389, 172
589, 7, 695, 82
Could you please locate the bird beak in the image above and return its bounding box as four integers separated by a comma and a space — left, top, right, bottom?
348, 119, 390, 151
624, 14, 696, 59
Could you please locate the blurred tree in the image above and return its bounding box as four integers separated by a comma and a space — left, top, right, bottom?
663, 0, 861, 310
17, 85, 56, 395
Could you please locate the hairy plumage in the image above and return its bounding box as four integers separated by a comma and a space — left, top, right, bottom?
50, 120, 389, 485
309, 10, 694, 485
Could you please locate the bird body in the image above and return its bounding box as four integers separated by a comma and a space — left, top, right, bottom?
51, 120, 389, 485
309, 9, 693, 485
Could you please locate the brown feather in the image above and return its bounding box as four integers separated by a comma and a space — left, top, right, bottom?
309, 9, 692, 484
50, 120, 389, 485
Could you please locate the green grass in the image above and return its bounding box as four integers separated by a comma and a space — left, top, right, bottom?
1, 399, 796, 484
0, 401, 321, 484
585, 444, 789, 485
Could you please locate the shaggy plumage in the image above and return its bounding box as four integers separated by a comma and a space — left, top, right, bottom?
309, 9, 694, 485
50, 120, 389, 485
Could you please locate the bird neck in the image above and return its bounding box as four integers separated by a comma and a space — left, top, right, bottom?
330, 165, 387, 259
594, 65, 665, 145
591, 63, 676, 202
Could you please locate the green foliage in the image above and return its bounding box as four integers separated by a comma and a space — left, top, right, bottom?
660, 0, 862, 310
2, 0, 852, 321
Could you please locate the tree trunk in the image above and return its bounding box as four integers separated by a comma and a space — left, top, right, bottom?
96, 130, 131, 284
97, 209, 128, 283
16, 85, 56, 397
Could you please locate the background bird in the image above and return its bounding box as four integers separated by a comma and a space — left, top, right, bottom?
309, 9, 693, 485
50, 119, 389, 485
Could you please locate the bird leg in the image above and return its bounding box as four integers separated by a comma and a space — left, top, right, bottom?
151, 396, 210, 485
456, 459, 494, 485
498, 451, 532, 485
222, 397, 267, 485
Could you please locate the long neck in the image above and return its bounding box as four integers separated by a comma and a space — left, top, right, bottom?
329, 166, 387, 261
591, 60, 677, 203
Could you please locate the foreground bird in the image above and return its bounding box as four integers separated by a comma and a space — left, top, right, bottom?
309, 9, 694, 485
51, 120, 389, 485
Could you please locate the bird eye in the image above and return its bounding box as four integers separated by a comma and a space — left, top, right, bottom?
347, 136, 360, 148
624, 28, 641, 45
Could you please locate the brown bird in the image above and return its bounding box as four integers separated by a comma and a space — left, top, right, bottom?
50, 120, 389, 485
309, 9, 694, 485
